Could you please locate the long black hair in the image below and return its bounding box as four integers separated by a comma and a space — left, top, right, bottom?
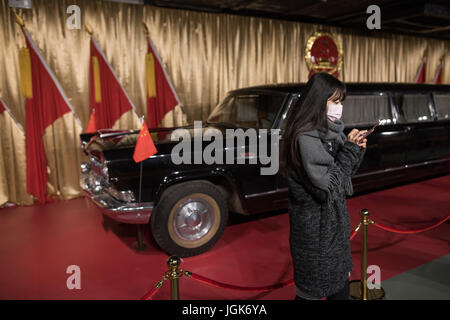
280, 72, 346, 177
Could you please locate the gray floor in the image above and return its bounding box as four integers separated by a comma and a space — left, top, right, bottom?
380, 254, 450, 300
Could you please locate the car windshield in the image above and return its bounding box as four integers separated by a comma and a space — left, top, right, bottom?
207, 92, 287, 129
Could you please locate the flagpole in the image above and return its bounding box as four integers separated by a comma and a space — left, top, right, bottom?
135, 161, 147, 251
135, 117, 147, 251
51, 124, 62, 199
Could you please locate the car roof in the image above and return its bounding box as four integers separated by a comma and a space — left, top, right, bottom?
229, 82, 450, 94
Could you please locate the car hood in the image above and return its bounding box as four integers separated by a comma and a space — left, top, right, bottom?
80, 122, 237, 154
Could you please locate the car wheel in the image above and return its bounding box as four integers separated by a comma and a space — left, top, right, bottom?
150, 180, 228, 257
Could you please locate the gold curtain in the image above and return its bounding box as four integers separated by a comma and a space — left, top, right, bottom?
0, 108, 33, 205
0, 0, 449, 205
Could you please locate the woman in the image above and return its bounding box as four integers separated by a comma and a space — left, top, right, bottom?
281, 72, 367, 300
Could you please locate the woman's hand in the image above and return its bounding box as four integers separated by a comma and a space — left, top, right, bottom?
347, 129, 368, 149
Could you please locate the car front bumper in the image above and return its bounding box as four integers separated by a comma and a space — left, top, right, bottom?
80, 171, 153, 224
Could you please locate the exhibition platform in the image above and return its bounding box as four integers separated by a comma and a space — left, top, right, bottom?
0, 174, 449, 300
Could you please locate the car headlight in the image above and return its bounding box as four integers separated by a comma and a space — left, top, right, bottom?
81, 162, 91, 174
106, 188, 136, 202
102, 159, 109, 179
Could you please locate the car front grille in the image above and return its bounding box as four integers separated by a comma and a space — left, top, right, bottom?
90, 156, 109, 180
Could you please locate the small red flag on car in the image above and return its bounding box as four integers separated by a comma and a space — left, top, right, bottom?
86, 108, 97, 133
133, 121, 157, 163
414, 57, 426, 83
433, 59, 443, 84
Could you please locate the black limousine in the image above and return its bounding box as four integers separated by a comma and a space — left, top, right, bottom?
80, 83, 450, 257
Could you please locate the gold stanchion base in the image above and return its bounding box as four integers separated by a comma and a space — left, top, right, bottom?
349, 280, 385, 300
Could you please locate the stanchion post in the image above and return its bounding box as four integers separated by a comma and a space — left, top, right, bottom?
361, 208, 369, 300
168, 256, 181, 300
349, 208, 385, 300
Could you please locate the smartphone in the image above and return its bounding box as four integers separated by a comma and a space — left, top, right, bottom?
361, 120, 381, 138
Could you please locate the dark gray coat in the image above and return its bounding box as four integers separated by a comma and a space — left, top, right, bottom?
287, 125, 366, 298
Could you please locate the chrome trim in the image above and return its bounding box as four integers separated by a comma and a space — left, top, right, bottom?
354, 158, 450, 178
81, 162, 91, 174
81, 140, 87, 154
173, 196, 215, 241
90, 155, 102, 166
99, 129, 138, 139
389, 94, 400, 124
106, 187, 136, 203
89, 193, 153, 213
275, 93, 300, 131
81, 159, 134, 202
245, 188, 285, 199
89, 156, 109, 181
427, 93, 436, 119
244, 158, 450, 198
80, 172, 153, 213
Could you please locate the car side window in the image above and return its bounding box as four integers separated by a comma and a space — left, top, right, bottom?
209, 93, 285, 129
342, 94, 393, 126
395, 93, 432, 123
433, 94, 450, 120
279, 96, 300, 132
234, 95, 260, 125
207, 95, 236, 123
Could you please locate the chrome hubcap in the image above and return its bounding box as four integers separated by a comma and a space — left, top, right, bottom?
173, 197, 215, 241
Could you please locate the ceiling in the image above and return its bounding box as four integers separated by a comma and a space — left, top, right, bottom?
143, 0, 450, 40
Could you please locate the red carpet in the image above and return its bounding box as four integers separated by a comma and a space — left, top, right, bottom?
0, 175, 449, 300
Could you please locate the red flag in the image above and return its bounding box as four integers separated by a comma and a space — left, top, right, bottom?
133, 121, 157, 163
23, 30, 77, 203
0, 100, 4, 113
86, 108, 97, 133
414, 58, 426, 83
433, 61, 443, 84
146, 37, 182, 128
88, 37, 136, 130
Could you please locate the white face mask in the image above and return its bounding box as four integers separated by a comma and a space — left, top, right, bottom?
327, 103, 343, 122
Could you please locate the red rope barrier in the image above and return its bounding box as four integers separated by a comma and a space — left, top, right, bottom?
173, 227, 360, 294
140, 213, 449, 298
184, 226, 360, 293
141, 286, 159, 300
373, 213, 450, 234
188, 272, 294, 292
183, 213, 449, 293
140, 226, 359, 297
350, 229, 358, 241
